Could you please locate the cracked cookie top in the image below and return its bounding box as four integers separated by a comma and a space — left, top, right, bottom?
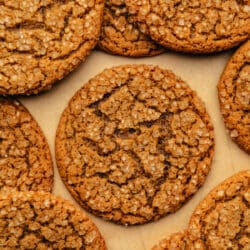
152, 171, 250, 249
98, 0, 164, 57
125, 0, 250, 53
0, 191, 107, 249
188, 170, 250, 249
218, 40, 250, 154
0, 0, 104, 95
56, 64, 214, 225
152, 231, 189, 250
0, 98, 53, 192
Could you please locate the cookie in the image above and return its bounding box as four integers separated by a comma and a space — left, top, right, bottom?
218, 40, 250, 154
0, 98, 53, 192
98, 0, 164, 57
0, 0, 104, 95
152, 231, 189, 250
56, 64, 214, 225
125, 0, 250, 54
152, 171, 250, 249
0, 191, 107, 249
188, 170, 250, 249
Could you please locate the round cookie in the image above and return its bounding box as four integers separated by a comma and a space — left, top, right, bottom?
0, 191, 107, 249
218, 40, 250, 154
152, 171, 250, 250
56, 64, 214, 225
0, 98, 53, 192
152, 231, 190, 250
0, 0, 104, 95
188, 170, 250, 249
125, 0, 250, 54
98, 0, 164, 57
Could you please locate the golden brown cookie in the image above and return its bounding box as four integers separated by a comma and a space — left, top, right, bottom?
188, 170, 250, 249
152, 171, 250, 249
0, 191, 107, 249
98, 0, 164, 57
152, 231, 190, 250
0, 0, 104, 95
0, 98, 53, 192
125, 0, 250, 54
56, 64, 214, 225
218, 40, 250, 154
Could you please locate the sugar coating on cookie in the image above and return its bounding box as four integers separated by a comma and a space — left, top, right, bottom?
56, 65, 214, 225
188, 171, 250, 249
125, 0, 250, 53
0, 98, 53, 192
152, 171, 250, 249
98, 0, 164, 57
0, 191, 107, 249
0, 0, 104, 95
152, 231, 189, 250
218, 40, 250, 154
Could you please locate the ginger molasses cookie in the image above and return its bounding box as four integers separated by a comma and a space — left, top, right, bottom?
0, 191, 107, 249
152, 171, 250, 249
56, 65, 214, 225
0, 98, 53, 192
188, 170, 250, 249
98, 0, 164, 57
125, 0, 250, 54
0, 0, 104, 95
218, 40, 250, 154
152, 231, 190, 250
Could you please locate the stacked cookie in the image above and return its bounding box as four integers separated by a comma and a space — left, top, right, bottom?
98, 0, 164, 57
0, 0, 249, 249
99, 0, 250, 55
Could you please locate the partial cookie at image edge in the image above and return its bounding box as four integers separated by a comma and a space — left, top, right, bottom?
0, 97, 54, 192
151, 170, 250, 249
217, 40, 250, 154
0, 0, 104, 95
0, 191, 107, 249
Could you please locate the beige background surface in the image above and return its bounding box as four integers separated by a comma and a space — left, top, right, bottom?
20, 49, 250, 250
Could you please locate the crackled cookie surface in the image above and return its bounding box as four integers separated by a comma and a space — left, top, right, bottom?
98, 0, 164, 57
218, 40, 250, 154
152, 171, 250, 250
0, 0, 104, 95
152, 231, 190, 250
188, 171, 250, 249
125, 0, 250, 53
0, 98, 53, 192
0, 191, 107, 249
56, 65, 214, 225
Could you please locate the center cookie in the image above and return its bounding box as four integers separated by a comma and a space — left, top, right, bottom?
0, 0, 104, 95
125, 0, 250, 53
56, 65, 214, 225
